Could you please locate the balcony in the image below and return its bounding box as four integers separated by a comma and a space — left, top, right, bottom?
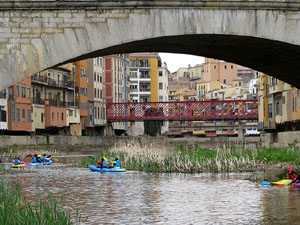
46, 99, 66, 107
31, 75, 48, 83
32, 75, 74, 89
32, 98, 44, 105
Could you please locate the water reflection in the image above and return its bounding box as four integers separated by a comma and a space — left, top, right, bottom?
3, 164, 300, 224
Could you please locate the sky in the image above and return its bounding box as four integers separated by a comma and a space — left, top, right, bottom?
159, 53, 204, 73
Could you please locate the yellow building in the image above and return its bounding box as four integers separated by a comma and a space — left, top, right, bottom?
258, 73, 300, 130
196, 80, 228, 100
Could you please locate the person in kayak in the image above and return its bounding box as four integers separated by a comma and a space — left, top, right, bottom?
97, 157, 108, 168
32, 154, 42, 163
13, 157, 20, 165
288, 167, 298, 179
113, 157, 121, 169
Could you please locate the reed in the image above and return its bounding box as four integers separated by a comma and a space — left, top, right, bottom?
0, 181, 80, 225
76, 143, 270, 173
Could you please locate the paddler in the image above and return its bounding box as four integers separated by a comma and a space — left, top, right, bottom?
288, 167, 298, 180
13, 157, 20, 165
97, 157, 108, 168
289, 167, 300, 183
113, 157, 121, 169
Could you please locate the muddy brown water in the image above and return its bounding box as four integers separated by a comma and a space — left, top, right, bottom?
2, 156, 300, 224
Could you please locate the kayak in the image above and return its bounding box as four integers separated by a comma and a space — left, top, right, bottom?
293, 182, 300, 188
271, 179, 292, 186
11, 163, 26, 168
260, 181, 271, 186
27, 160, 52, 166
89, 165, 126, 172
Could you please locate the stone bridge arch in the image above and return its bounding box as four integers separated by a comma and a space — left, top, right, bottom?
1, 0, 300, 90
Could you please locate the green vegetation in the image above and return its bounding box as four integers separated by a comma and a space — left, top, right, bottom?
0, 181, 80, 225
75, 144, 300, 173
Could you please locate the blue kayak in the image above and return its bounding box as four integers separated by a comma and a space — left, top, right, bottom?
27, 160, 52, 166
89, 165, 126, 172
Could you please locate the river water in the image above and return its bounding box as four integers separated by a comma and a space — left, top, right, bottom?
2, 157, 300, 225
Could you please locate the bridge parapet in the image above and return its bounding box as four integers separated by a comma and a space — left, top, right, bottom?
1, 0, 300, 10
106, 100, 258, 121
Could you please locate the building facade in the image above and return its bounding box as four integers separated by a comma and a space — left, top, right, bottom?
86, 57, 106, 135
8, 77, 32, 132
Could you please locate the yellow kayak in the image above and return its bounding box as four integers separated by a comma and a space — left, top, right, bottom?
11, 163, 26, 168
271, 179, 292, 185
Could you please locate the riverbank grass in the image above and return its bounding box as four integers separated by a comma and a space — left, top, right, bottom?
75, 144, 300, 173
0, 182, 80, 225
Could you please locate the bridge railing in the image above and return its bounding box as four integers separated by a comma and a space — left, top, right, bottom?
106, 100, 258, 121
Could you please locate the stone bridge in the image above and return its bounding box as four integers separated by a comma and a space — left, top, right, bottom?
1, 0, 300, 90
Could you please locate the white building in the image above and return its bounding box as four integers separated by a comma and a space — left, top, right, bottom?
0, 89, 8, 131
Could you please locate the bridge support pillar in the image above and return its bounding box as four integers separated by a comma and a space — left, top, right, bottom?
238, 127, 244, 140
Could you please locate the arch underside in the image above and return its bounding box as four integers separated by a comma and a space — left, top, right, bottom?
61, 34, 300, 88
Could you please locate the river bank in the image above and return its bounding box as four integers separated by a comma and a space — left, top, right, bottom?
72, 143, 300, 181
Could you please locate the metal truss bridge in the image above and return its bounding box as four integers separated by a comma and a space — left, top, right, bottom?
106, 100, 258, 121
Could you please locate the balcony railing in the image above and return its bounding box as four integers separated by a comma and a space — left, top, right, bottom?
140, 88, 150, 92
32, 75, 74, 89
32, 98, 44, 105
47, 99, 66, 107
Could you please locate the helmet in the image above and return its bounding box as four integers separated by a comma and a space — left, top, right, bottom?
103, 157, 108, 161
37, 154, 41, 157
288, 167, 294, 172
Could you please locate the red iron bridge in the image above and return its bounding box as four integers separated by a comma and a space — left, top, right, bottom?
106, 100, 258, 121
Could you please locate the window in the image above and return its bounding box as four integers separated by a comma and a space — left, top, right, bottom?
224, 79, 226, 84
41, 113, 44, 123
62, 113, 64, 121
100, 90, 103, 99
57, 113, 59, 122
94, 88, 96, 98
231, 65, 233, 69
214, 65, 216, 69
9, 87, 13, 99
22, 109, 25, 122
11, 103, 15, 122
100, 75, 102, 83
224, 65, 227, 69
16, 84, 19, 97
94, 72, 96, 81
80, 88, 87, 96
159, 96, 163, 102
27, 86, 30, 98
21, 84, 26, 98
159, 71, 163, 77
159, 83, 163, 90
17, 108, 20, 122
52, 112, 54, 120
239, 82, 241, 87
27, 109, 31, 123
69, 110, 73, 116
268, 103, 272, 118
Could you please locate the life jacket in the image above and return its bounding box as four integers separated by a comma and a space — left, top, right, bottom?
13, 159, 19, 165
102, 160, 107, 168
32, 157, 37, 163
41, 157, 46, 163
289, 173, 298, 180
115, 160, 121, 168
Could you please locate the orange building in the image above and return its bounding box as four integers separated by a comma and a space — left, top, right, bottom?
75, 60, 88, 130
44, 105, 66, 128
8, 77, 32, 132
